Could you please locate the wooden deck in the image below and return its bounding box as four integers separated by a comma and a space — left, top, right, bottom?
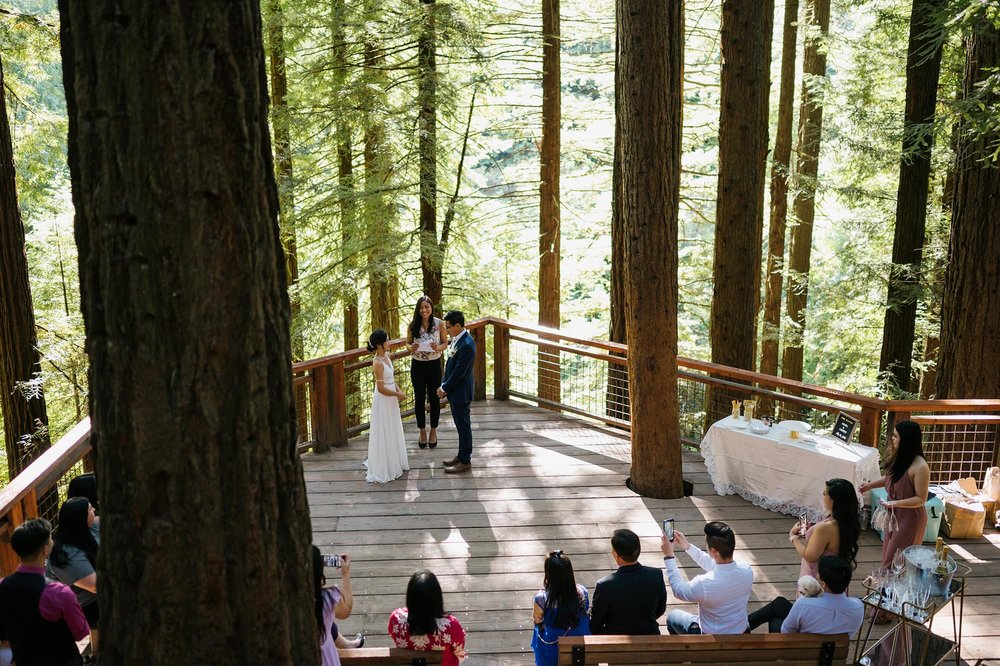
303, 399, 1000, 665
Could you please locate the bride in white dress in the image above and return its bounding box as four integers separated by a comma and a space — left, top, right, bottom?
364, 329, 410, 483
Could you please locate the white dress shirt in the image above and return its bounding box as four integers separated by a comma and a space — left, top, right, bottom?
781, 592, 864, 636
664, 545, 754, 634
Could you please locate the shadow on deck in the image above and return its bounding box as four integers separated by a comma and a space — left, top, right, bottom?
302, 398, 1000, 665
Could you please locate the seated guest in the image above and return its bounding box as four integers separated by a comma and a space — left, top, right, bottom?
67, 473, 100, 542
790, 479, 861, 580
312, 546, 359, 666
661, 521, 753, 634
46, 497, 100, 650
591, 529, 667, 635
748, 556, 863, 635
782, 556, 864, 635
0, 518, 89, 666
389, 570, 466, 665
531, 550, 591, 666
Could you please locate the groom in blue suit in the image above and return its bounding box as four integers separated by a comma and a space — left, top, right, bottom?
437, 310, 476, 473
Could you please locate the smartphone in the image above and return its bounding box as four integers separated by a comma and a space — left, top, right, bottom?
662, 518, 675, 542
322, 553, 342, 568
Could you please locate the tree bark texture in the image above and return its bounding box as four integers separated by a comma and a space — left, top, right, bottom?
781, 0, 831, 384
710, 0, 772, 372
617, 0, 684, 498
418, 0, 442, 307
759, 0, 799, 384
607, 60, 629, 421
878, 0, 945, 394
537, 0, 562, 405
936, 20, 1000, 399
0, 55, 51, 480
58, 3, 317, 663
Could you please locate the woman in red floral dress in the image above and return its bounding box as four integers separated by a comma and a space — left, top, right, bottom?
388, 570, 466, 665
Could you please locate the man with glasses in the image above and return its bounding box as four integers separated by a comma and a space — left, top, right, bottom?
437, 310, 476, 473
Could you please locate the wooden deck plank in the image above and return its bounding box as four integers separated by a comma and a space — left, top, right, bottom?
304, 399, 1000, 665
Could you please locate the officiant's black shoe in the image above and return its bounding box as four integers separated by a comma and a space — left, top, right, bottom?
444, 462, 472, 474
442, 457, 460, 467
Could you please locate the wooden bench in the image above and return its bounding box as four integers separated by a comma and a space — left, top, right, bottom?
338, 647, 444, 665
558, 633, 850, 665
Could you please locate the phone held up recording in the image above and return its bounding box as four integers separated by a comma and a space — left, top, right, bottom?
322, 553, 343, 568
662, 518, 675, 543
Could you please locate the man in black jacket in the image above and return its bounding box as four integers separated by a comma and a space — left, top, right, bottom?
591, 528, 667, 634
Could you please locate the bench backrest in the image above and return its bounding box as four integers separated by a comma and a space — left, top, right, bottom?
338, 647, 445, 665
557, 633, 850, 665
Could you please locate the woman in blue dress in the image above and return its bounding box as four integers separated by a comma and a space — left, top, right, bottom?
531, 550, 591, 666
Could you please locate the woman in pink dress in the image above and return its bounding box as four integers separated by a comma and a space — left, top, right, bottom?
790, 478, 861, 579
389, 571, 466, 665
859, 420, 929, 566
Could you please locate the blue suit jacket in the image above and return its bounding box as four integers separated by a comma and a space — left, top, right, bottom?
441, 331, 476, 404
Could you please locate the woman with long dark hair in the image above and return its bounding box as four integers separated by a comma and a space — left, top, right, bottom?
46, 497, 100, 647
67, 472, 100, 542
407, 296, 448, 448
365, 329, 409, 483
530, 551, 590, 666
789, 478, 861, 578
311, 546, 358, 666
389, 571, 466, 665
860, 420, 929, 566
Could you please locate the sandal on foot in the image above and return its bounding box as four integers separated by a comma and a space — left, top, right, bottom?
428, 439, 438, 449
418, 440, 428, 449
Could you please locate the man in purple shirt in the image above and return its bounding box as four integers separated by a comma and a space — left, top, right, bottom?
0, 518, 89, 666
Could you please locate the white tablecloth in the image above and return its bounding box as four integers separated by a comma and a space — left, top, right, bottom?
701, 416, 881, 522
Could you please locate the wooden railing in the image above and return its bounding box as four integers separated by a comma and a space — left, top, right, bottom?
4, 316, 999, 575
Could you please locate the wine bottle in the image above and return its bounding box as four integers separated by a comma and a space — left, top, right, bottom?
935, 545, 950, 575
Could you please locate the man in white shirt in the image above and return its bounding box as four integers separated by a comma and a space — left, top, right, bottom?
782, 556, 864, 635
660, 521, 753, 634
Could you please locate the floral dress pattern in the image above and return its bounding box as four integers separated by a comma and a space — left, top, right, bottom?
388, 608, 466, 666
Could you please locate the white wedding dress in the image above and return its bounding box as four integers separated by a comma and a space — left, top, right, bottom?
365, 356, 409, 483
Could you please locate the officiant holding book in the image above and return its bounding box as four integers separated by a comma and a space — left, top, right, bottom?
407, 296, 449, 449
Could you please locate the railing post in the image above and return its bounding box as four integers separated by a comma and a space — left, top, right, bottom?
472, 326, 487, 402
859, 405, 883, 447
494, 323, 509, 400
312, 361, 348, 451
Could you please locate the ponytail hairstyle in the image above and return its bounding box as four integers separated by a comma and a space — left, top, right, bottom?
366, 329, 389, 353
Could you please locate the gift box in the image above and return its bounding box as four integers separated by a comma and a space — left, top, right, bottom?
933, 478, 992, 537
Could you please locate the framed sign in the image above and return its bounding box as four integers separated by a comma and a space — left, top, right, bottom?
831, 411, 859, 444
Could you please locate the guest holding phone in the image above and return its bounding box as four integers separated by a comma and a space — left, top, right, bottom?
407, 296, 448, 449
312, 546, 358, 666
789, 478, 861, 581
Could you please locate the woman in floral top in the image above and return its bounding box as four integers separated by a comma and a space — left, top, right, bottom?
388, 570, 466, 665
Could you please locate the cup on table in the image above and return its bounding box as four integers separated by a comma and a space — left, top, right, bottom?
790, 429, 800, 440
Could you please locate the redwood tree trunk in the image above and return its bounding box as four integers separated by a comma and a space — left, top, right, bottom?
538, 0, 562, 405
760, 0, 799, 386
878, 0, 946, 394
618, 0, 684, 499
710, 0, 772, 372
781, 0, 831, 384
0, 55, 51, 480
418, 0, 442, 307
936, 19, 1000, 399
58, 3, 316, 663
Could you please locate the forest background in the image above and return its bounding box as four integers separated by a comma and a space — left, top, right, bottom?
0, 0, 995, 464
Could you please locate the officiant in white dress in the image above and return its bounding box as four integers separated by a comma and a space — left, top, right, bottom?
364, 329, 410, 483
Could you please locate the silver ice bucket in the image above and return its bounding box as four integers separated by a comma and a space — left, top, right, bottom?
903, 544, 956, 597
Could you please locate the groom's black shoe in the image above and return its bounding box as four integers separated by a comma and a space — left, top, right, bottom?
444, 462, 472, 474
442, 457, 460, 467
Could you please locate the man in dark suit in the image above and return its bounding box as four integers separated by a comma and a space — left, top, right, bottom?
591, 528, 667, 635
437, 310, 476, 474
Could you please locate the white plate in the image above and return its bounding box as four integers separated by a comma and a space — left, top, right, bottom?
774, 420, 812, 432
750, 425, 770, 434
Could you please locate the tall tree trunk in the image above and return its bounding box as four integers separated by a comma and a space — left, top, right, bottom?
418, 0, 442, 308
538, 0, 562, 405
781, 0, 831, 384
607, 68, 629, 421
0, 55, 51, 480
266, 0, 303, 362
708, 0, 772, 425
936, 18, 1000, 399
878, 0, 946, 395
58, 3, 316, 663
760, 0, 799, 388
363, 4, 399, 336
618, 0, 684, 499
